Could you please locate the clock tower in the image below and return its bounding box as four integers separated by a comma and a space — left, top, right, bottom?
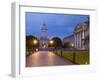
39, 23, 49, 48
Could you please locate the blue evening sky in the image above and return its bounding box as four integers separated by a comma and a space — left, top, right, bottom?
26, 12, 89, 39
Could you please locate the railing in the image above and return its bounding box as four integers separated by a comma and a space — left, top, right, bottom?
53, 48, 89, 65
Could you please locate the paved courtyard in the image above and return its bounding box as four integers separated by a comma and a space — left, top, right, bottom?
26, 51, 73, 67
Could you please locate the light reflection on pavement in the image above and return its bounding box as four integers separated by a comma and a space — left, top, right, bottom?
26, 51, 73, 67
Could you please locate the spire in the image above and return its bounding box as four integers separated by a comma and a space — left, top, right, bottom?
41, 23, 48, 32
43, 23, 46, 26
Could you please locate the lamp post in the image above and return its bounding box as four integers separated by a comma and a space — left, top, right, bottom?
50, 40, 54, 44
71, 43, 76, 64
49, 40, 54, 51
33, 39, 38, 45
33, 39, 38, 52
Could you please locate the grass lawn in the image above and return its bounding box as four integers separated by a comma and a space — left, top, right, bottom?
54, 50, 89, 64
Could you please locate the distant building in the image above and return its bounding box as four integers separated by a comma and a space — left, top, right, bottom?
63, 21, 89, 50
63, 34, 74, 47
39, 37, 49, 48
74, 22, 89, 50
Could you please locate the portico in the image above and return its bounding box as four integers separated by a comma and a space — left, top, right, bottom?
74, 23, 89, 50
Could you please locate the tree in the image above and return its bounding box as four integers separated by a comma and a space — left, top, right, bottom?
63, 42, 71, 48
84, 35, 89, 49
49, 37, 62, 48
84, 20, 89, 49
26, 35, 39, 48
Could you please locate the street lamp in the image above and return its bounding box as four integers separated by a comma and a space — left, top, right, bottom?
71, 43, 76, 64
33, 39, 38, 52
49, 40, 54, 51
49, 40, 54, 44
33, 39, 38, 44
71, 43, 74, 48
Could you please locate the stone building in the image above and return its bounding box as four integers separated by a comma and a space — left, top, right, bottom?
63, 34, 74, 47
74, 22, 89, 50
39, 24, 49, 48
63, 21, 89, 50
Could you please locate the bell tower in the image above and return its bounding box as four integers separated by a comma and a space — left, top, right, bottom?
39, 23, 48, 48
41, 23, 48, 38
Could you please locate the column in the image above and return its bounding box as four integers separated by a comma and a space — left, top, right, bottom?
82, 31, 85, 49
75, 34, 77, 48
78, 33, 80, 49
81, 32, 82, 49
77, 33, 78, 49
79, 32, 82, 49
74, 34, 76, 48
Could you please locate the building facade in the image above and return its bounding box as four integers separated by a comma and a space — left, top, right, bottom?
39, 24, 49, 48
63, 21, 89, 50
74, 22, 89, 50
63, 34, 74, 47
